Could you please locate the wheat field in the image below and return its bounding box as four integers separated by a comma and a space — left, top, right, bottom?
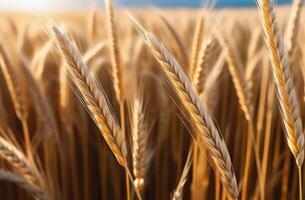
0, 0, 304, 199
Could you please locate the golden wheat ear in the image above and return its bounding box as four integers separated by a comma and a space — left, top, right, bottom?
257, 0, 304, 168
51, 24, 144, 200
50, 24, 127, 166
257, 0, 304, 199
0, 170, 50, 200
104, 0, 124, 102
128, 13, 238, 199
285, 0, 303, 57
131, 97, 151, 192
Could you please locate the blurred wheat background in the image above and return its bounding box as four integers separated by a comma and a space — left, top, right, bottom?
0, 0, 304, 199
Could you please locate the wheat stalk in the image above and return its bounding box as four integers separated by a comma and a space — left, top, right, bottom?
129, 14, 238, 199
172, 146, 193, 200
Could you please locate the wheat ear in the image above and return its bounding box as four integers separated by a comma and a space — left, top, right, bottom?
285, 0, 303, 57
51, 25, 127, 166
0, 135, 42, 186
87, 8, 99, 46
257, 0, 304, 168
132, 97, 150, 192
172, 146, 193, 200
0, 45, 26, 120
129, 14, 238, 199
192, 36, 218, 94
219, 37, 253, 122
0, 42, 32, 159
104, 0, 124, 102
0, 170, 50, 200
20, 59, 59, 140
189, 15, 205, 76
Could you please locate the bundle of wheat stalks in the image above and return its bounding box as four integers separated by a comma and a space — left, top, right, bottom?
0, 0, 305, 199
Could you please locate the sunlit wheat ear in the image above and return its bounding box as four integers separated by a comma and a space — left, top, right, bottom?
19, 59, 60, 147
257, 0, 304, 167
285, 0, 303, 57
189, 14, 205, 76
104, 0, 124, 102
132, 97, 150, 192
218, 37, 253, 122
202, 52, 225, 111
172, 146, 193, 200
31, 39, 54, 79
0, 134, 42, 186
192, 36, 218, 94
129, 14, 238, 199
50, 25, 127, 166
0, 41, 32, 159
0, 170, 50, 200
0, 42, 27, 122
87, 8, 99, 46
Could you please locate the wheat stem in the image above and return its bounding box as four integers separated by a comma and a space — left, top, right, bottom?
299, 166, 303, 200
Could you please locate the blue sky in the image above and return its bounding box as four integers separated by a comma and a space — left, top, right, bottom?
0, 0, 293, 11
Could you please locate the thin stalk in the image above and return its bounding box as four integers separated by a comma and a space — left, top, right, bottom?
299, 166, 303, 200
120, 102, 130, 200
21, 119, 33, 162
125, 166, 142, 200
